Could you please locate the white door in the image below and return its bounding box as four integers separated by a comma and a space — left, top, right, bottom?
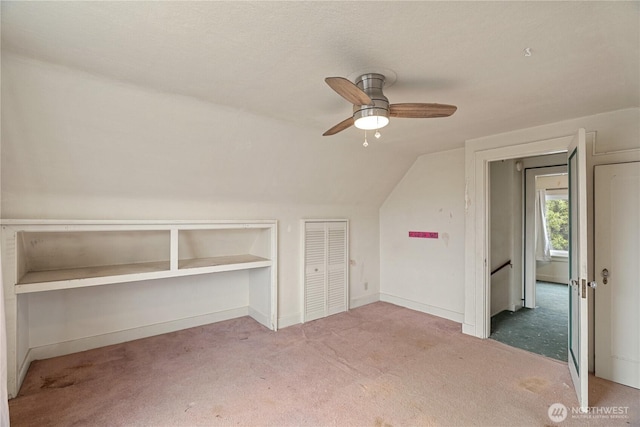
303, 221, 348, 322
304, 222, 328, 322
327, 222, 348, 316
594, 162, 640, 389
567, 128, 591, 410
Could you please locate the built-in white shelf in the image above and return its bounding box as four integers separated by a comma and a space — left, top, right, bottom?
15, 255, 273, 294
16, 260, 171, 292
178, 254, 270, 270
1, 219, 278, 398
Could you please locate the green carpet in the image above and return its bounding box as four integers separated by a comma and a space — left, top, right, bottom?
490, 281, 568, 361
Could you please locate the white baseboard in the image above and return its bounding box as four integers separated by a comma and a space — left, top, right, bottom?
26, 307, 249, 364
16, 351, 34, 398
277, 313, 301, 329
509, 303, 523, 312
462, 323, 476, 337
276, 294, 382, 329
379, 293, 464, 324
277, 295, 381, 329
536, 274, 566, 284
350, 293, 379, 309
248, 307, 271, 330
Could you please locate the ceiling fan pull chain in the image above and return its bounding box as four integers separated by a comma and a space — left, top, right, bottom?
363, 130, 369, 147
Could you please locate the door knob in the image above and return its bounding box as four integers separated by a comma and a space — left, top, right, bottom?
588, 281, 598, 289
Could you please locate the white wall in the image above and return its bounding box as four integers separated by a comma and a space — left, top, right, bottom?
0, 54, 419, 335
379, 148, 465, 322
489, 160, 517, 316
536, 259, 568, 284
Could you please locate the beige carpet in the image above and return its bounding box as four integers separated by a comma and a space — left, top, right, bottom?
8, 302, 639, 426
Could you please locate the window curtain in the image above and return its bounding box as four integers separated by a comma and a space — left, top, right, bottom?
535, 189, 551, 261
0, 256, 8, 426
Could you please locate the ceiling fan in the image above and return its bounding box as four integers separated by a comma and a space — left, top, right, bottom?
323, 73, 457, 136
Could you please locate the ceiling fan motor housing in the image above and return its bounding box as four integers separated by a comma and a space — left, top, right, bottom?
353, 73, 390, 128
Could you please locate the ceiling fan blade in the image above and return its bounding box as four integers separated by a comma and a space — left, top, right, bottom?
323, 117, 354, 136
325, 77, 372, 106
389, 103, 457, 118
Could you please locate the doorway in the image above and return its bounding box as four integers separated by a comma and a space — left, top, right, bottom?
490, 282, 567, 360
488, 157, 569, 361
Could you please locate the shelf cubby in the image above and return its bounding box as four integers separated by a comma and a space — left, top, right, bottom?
15, 230, 170, 292
178, 228, 272, 272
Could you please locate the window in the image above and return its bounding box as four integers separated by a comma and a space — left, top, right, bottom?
545, 189, 569, 257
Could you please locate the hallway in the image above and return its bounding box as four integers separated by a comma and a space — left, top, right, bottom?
490, 281, 568, 361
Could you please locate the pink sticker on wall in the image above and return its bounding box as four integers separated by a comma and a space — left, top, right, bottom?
408, 231, 439, 239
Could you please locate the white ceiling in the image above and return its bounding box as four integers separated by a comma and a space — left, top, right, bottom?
2, 1, 638, 155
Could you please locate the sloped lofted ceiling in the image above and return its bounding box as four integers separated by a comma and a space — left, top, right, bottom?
3, 1, 638, 152
1, 1, 638, 214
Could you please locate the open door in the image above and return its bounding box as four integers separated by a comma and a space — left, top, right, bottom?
567, 128, 592, 410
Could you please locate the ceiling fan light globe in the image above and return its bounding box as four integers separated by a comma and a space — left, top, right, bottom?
354, 115, 389, 130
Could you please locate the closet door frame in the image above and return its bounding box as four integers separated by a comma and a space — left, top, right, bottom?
300, 219, 349, 323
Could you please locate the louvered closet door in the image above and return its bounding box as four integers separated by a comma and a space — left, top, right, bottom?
327, 222, 347, 316
303, 221, 348, 322
304, 223, 327, 322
